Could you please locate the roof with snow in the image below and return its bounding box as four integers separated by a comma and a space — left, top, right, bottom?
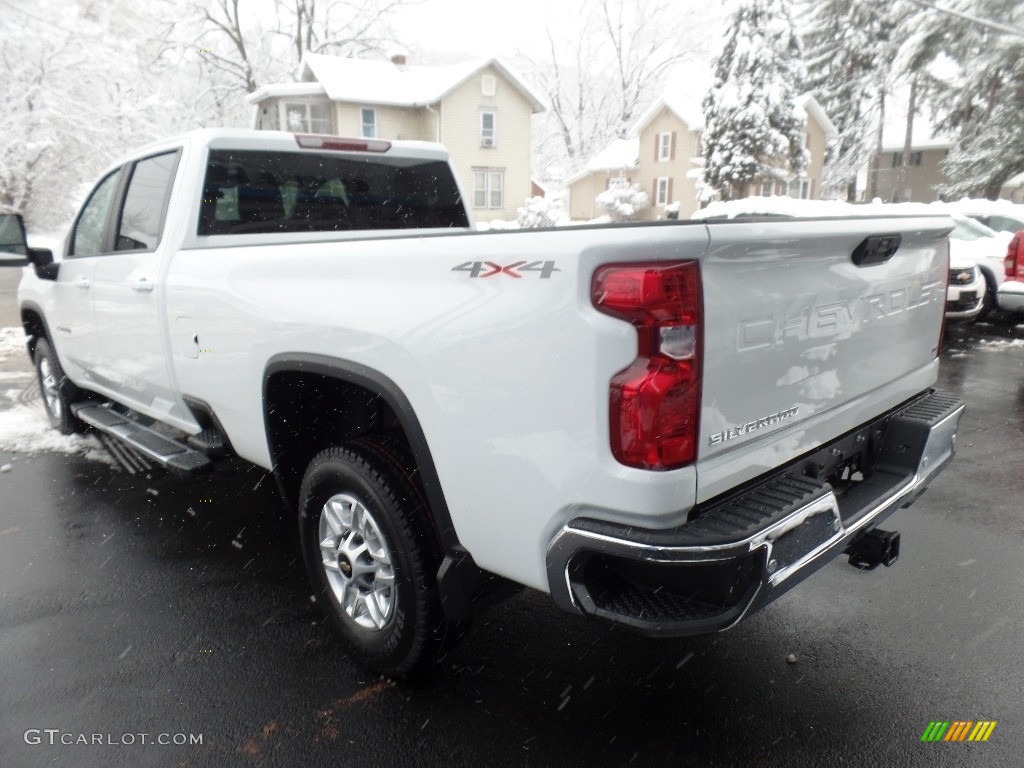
247, 82, 326, 102
633, 94, 707, 133
565, 138, 639, 185
247, 54, 546, 112
794, 94, 838, 139
632, 91, 836, 139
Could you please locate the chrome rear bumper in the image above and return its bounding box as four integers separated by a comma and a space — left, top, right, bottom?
545, 390, 964, 636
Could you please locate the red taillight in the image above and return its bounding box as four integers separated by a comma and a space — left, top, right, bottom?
1005, 232, 1023, 281
593, 261, 702, 470
294, 134, 391, 153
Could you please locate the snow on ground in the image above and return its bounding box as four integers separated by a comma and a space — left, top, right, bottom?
978, 338, 1024, 350
0, 326, 111, 463
0, 326, 28, 364
0, 403, 111, 463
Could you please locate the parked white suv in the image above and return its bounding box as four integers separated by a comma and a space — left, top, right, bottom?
945, 256, 984, 320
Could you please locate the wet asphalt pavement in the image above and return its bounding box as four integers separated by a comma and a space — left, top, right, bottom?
2, 274, 1024, 765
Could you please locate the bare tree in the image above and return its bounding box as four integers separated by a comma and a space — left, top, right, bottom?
527, 0, 710, 169
192, 0, 417, 95
597, 0, 697, 135
196, 0, 259, 92
276, 0, 414, 62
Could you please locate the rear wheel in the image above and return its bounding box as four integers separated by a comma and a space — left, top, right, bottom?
33, 338, 79, 434
298, 438, 464, 678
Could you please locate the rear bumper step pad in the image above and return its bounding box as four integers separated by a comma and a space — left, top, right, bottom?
545, 389, 965, 637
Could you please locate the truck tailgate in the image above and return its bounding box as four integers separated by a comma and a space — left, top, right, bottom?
696, 216, 952, 502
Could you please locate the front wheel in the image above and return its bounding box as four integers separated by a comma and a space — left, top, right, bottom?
33, 338, 80, 434
978, 272, 996, 319
298, 439, 464, 679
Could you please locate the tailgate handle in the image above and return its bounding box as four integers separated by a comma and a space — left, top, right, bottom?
851, 234, 902, 266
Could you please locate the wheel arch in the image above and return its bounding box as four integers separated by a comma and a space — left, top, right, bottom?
19, 300, 51, 359
262, 353, 460, 554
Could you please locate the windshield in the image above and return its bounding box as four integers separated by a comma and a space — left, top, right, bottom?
950, 215, 998, 241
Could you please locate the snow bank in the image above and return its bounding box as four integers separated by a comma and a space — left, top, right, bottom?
0, 327, 29, 365
0, 403, 111, 463
0, 326, 111, 463
693, 197, 942, 220
475, 219, 521, 231
928, 198, 1024, 220
978, 339, 1024, 351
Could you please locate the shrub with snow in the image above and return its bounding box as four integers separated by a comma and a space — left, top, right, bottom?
516, 196, 565, 228
595, 177, 650, 222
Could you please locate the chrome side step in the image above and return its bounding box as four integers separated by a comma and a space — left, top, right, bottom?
72, 403, 212, 476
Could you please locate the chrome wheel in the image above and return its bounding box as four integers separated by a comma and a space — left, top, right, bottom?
319, 493, 396, 630
39, 357, 61, 420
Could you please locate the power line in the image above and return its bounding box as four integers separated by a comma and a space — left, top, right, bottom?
905, 0, 1024, 38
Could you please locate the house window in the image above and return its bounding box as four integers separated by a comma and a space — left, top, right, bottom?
891, 151, 924, 167
796, 179, 810, 199
658, 132, 672, 161
481, 75, 496, 96
257, 106, 279, 131
656, 177, 670, 206
778, 180, 789, 197
361, 108, 377, 138
473, 168, 504, 209
281, 101, 331, 133
480, 111, 496, 147
759, 181, 773, 197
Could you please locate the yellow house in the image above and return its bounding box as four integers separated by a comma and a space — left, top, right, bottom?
248, 54, 546, 221
568, 92, 836, 220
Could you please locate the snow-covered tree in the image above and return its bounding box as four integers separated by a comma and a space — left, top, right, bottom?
516, 196, 565, 228
701, 0, 809, 199
0, 0, 201, 229
803, 0, 894, 200
930, 1, 1024, 198
595, 176, 649, 221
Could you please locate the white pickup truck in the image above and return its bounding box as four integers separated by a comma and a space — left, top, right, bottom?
0, 130, 964, 678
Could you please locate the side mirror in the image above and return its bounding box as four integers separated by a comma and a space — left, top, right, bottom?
0, 212, 29, 267
28, 247, 58, 280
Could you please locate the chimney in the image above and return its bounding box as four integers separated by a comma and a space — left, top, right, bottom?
391, 53, 407, 69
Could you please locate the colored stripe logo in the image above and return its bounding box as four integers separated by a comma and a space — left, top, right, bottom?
921, 721, 997, 742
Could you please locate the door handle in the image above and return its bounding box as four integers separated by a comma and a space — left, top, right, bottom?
74, 276, 91, 289
131, 277, 155, 293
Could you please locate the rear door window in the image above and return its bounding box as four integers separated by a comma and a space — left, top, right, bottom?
198, 150, 469, 235
115, 151, 180, 251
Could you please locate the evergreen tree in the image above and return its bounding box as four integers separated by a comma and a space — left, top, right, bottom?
931, 1, 1024, 198
804, 0, 892, 200
701, 0, 809, 199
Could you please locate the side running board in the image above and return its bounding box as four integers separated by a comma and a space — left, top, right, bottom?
72, 403, 212, 476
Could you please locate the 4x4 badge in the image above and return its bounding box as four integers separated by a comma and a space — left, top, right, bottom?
452, 261, 560, 279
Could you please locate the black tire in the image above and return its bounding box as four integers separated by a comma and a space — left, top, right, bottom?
298, 437, 464, 679
977, 272, 996, 319
33, 338, 80, 435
